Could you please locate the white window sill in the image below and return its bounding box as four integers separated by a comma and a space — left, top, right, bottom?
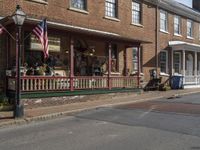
104, 16, 120, 22
160, 72, 170, 77
68, 7, 89, 14
160, 30, 170, 34
174, 33, 182, 37
131, 23, 144, 28
26, 0, 48, 4
187, 36, 194, 40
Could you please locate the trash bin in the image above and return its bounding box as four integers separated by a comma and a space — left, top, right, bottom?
171, 75, 183, 89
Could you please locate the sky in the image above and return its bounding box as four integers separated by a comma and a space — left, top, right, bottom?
175, 0, 192, 7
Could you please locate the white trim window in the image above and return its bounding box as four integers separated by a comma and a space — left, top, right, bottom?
160, 50, 168, 73
105, 0, 118, 18
132, 47, 138, 72
71, 0, 87, 10
187, 19, 193, 38
160, 10, 168, 32
132, 1, 142, 24
174, 15, 181, 35
174, 52, 181, 74
199, 24, 200, 40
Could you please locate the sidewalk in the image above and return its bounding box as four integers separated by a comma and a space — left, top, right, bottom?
0, 88, 200, 128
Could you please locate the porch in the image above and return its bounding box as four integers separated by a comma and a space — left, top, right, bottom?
169, 41, 200, 88
3, 18, 146, 98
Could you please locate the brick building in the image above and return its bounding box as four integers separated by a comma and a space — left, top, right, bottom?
0, 0, 200, 98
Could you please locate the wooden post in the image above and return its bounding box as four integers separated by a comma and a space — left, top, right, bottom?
195, 51, 198, 85
108, 43, 112, 90
137, 45, 141, 88
171, 49, 174, 75
124, 47, 128, 76
70, 37, 74, 91
182, 50, 186, 84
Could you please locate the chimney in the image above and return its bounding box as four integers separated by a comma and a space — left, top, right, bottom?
193, 0, 200, 11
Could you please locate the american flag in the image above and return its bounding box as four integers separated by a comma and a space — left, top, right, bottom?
33, 19, 49, 58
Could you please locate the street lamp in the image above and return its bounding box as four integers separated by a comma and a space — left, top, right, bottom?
12, 5, 26, 118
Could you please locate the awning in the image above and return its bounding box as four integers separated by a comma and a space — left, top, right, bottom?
169, 41, 200, 51
0, 16, 151, 45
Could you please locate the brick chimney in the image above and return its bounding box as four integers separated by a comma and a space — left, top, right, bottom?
193, 0, 200, 11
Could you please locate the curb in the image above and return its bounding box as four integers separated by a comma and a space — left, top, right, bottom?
0, 90, 200, 128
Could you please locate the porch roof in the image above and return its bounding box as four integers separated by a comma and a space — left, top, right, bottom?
0, 16, 151, 45
169, 41, 200, 52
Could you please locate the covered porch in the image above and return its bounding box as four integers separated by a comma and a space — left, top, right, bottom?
169, 41, 200, 88
4, 18, 146, 97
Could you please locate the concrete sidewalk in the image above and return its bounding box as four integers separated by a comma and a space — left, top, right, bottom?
0, 89, 200, 128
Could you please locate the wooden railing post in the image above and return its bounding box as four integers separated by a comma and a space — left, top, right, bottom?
70, 37, 74, 91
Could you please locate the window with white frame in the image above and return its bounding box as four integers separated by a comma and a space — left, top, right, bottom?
132, 1, 142, 24
187, 19, 193, 38
160, 50, 168, 73
174, 15, 181, 35
105, 0, 118, 18
199, 24, 200, 40
160, 10, 168, 32
174, 52, 181, 74
71, 0, 87, 10
132, 47, 138, 72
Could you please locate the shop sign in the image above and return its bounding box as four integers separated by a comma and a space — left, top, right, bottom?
30, 35, 61, 52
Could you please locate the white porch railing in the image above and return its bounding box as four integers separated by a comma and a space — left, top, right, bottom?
7, 76, 138, 92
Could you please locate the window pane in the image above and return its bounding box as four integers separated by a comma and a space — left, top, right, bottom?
105, 0, 117, 18
132, 1, 141, 24
160, 10, 167, 31
160, 51, 167, 73
71, 0, 86, 10
174, 53, 181, 73
132, 47, 138, 71
187, 20, 193, 37
174, 16, 181, 34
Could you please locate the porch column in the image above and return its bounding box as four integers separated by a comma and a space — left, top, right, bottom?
137, 45, 141, 88
124, 47, 128, 76
108, 43, 112, 90
171, 49, 174, 75
182, 50, 186, 84
70, 37, 74, 91
195, 51, 198, 85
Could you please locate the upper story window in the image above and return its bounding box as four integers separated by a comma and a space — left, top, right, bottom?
71, 0, 87, 10
160, 50, 168, 73
160, 10, 168, 32
187, 19, 193, 38
105, 0, 118, 18
174, 15, 181, 35
132, 1, 142, 24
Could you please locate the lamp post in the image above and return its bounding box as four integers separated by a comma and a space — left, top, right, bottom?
12, 5, 26, 118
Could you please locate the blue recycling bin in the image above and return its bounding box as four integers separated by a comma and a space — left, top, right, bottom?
171, 75, 184, 89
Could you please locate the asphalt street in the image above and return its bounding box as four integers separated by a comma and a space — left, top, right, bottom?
1, 93, 200, 150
